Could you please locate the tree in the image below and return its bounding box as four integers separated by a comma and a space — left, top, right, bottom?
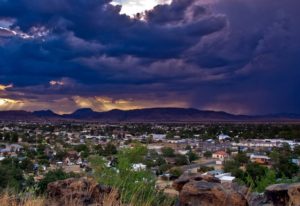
74, 144, 89, 154
37, 144, 46, 155
95, 144, 104, 154
294, 145, 300, 157
270, 150, 299, 178
104, 143, 118, 156
10, 132, 18, 143
169, 167, 183, 178
223, 160, 240, 173
0, 158, 24, 191
55, 150, 66, 161
161, 147, 175, 157
255, 169, 276, 192
159, 164, 172, 173
198, 166, 214, 173
234, 152, 249, 165
175, 155, 189, 166
19, 158, 34, 172
38, 169, 77, 194
273, 157, 299, 178
187, 151, 198, 162
246, 162, 266, 184
203, 151, 212, 158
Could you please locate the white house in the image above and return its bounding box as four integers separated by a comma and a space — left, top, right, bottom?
151, 134, 166, 141
132, 163, 147, 171
218, 134, 230, 141
215, 173, 235, 183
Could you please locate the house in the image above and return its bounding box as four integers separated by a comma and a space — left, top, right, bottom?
76, 157, 83, 165
212, 151, 229, 160
178, 150, 189, 155
215, 173, 235, 183
218, 134, 230, 141
203, 170, 235, 183
250, 154, 270, 164
151, 134, 166, 141
132, 163, 146, 171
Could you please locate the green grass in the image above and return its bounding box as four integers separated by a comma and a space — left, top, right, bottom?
89, 147, 175, 206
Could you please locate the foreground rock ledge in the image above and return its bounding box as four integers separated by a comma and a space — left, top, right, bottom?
265, 183, 300, 206
46, 177, 120, 206
173, 174, 248, 206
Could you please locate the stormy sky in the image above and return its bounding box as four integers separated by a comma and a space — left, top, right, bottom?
0, 0, 299, 114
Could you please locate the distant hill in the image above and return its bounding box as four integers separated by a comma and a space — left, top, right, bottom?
0, 108, 300, 122
33, 110, 61, 118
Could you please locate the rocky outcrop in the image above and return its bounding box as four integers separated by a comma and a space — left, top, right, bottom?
265, 183, 300, 206
173, 173, 248, 206
46, 177, 120, 206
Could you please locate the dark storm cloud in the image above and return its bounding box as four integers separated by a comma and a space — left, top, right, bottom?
0, 0, 299, 114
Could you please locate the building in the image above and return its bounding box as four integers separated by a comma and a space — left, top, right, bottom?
215, 173, 235, 183
132, 163, 146, 171
151, 134, 166, 141
212, 151, 229, 160
218, 134, 230, 141
250, 154, 270, 164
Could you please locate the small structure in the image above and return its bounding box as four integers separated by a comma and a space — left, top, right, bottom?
215, 173, 235, 183
151, 134, 166, 141
250, 154, 270, 164
218, 134, 230, 141
212, 151, 229, 160
132, 163, 146, 171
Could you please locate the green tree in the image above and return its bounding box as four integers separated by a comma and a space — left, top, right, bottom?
38, 169, 77, 194
234, 152, 249, 165
198, 166, 214, 173
273, 157, 299, 178
161, 147, 175, 157
169, 167, 183, 178
104, 143, 118, 156
0, 158, 24, 191
175, 155, 189, 165
10, 132, 18, 143
255, 169, 276, 192
203, 151, 212, 158
19, 158, 34, 172
245, 162, 267, 184
293, 145, 300, 157
187, 151, 198, 162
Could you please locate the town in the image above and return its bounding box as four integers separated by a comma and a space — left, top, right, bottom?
0, 121, 300, 205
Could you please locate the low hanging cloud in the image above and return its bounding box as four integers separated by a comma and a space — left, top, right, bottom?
0, 0, 299, 114
0, 84, 13, 91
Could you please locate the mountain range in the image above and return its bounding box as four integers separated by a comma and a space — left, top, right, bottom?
0, 108, 300, 122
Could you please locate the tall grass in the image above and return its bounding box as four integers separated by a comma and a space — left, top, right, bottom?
89, 154, 175, 206
0, 191, 45, 206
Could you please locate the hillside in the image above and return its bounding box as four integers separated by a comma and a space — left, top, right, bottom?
0, 108, 299, 122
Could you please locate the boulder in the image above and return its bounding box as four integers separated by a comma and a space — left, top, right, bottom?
265, 183, 300, 206
173, 174, 248, 206
46, 177, 120, 206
